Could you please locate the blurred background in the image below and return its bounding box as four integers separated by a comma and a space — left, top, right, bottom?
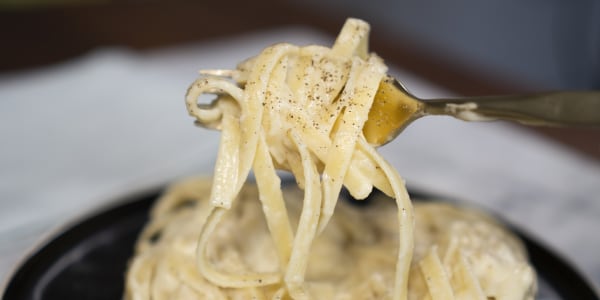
1, 0, 599, 157
295, 0, 600, 90
1, 0, 600, 296
3, 0, 600, 90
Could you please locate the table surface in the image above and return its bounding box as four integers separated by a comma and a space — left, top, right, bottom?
1, 2, 599, 295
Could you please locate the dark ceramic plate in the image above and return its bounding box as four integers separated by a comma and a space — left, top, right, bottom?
2, 186, 598, 299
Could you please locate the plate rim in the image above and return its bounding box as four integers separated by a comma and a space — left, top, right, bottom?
2, 184, 599, 299
0, 183, 164, 296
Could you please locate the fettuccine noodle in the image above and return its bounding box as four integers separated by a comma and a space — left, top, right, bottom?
184, 18, 412, 299
125, 18, 537, 300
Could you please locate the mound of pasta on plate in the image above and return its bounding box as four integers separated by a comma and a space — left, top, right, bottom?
124, 18, 537, 300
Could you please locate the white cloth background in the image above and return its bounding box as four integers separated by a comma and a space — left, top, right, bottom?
1, 27, 599, 292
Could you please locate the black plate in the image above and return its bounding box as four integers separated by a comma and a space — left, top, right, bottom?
2, 187, 599, 300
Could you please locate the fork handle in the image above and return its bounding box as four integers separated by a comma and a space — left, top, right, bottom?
424, 91, 600, 127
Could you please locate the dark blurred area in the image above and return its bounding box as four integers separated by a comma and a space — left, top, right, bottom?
1, 0, 599, 158
2, 0, 599, 90
295, 0, 600, 91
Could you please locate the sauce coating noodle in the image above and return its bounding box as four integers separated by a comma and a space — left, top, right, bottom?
125, 179, 536, 299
